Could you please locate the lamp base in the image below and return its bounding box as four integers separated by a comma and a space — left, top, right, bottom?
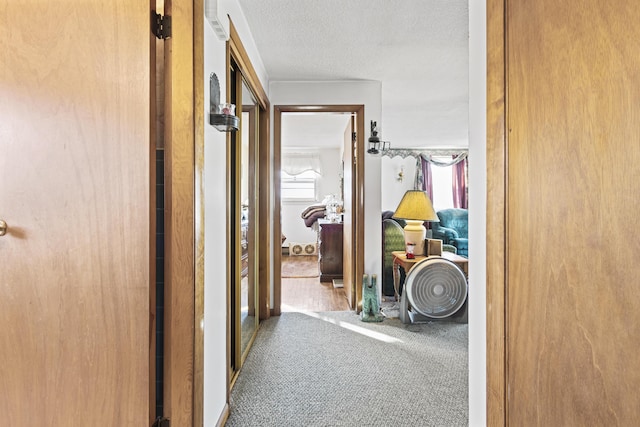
403, 220, 427, 256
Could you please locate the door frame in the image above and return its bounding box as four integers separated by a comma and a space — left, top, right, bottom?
163, 0, 197, 425
486, 0, 507, 424
272, 105, 365, 315
225, 21, 271, 389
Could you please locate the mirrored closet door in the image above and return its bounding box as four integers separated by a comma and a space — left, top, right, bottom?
227, 21, 271, 385
229, 59, 261, 379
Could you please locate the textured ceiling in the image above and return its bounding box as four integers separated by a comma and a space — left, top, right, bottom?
238, 0, 469, 148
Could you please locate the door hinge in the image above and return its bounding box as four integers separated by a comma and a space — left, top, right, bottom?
352, 131, 356, 142
152, 12, 172, 40
151, 416, 170, 427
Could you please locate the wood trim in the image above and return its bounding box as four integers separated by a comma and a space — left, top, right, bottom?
272, 105, 365, 314
354, 107, 365, 312
229, 22, 268, 110
231, 61, 243, 378
486, 0, 507, 424
149, 2, 158, 422
258, 106, 271, 320
225, 41, 233, 396
272, 107, 283, 316
164, 0, 195, 424
193, 0, 205, 423
229, 19, 271, 323
215, 403, 230, 427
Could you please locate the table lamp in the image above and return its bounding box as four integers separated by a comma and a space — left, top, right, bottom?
392, 190, 439, 256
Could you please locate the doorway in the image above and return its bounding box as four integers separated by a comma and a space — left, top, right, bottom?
273, 105, 365, 315
279, 112, 351, 312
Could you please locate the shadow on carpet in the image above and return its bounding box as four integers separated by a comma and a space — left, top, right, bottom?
226, 310, 468, 427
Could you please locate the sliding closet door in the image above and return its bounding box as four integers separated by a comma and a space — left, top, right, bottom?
230, 73, 260, 370
228, 21, 270, 381
506, 1, 640, 424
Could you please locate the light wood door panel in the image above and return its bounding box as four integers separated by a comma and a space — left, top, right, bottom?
0, 1, 152, 425
506, 1, 640, 424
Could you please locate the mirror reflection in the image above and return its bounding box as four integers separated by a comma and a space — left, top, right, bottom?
239, 78, 258, 359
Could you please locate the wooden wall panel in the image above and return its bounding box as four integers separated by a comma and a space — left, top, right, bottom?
506, 1, 640, 424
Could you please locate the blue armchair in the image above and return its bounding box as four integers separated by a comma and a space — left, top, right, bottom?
431, 208, 468, 257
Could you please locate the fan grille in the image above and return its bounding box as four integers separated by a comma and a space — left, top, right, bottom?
289, 242, 317, 256
405, 257, 467, 318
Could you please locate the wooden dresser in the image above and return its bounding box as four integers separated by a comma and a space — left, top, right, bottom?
318, 219, 343, 282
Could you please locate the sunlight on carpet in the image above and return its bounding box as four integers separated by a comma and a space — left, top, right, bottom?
300, 310, 403, 343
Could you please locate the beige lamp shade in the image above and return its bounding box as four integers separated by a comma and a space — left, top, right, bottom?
392, 190, 439, 256
392, 190, 439, 221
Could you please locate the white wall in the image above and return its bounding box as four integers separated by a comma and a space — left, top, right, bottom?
270, 81, 383, 302
281, 148, 342, 246
468, 0, 487, 424
380, 156, 419, 211
202, 25, 227, 427
375, 4, 488, 424
202, 1, 269, 425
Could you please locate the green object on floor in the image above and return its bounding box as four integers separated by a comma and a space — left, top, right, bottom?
361, 274, 384, 322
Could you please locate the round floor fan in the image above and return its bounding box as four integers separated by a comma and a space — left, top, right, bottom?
399, 256, 468, 324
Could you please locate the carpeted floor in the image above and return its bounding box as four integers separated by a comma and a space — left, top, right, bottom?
226, 310, 468, 426
281, 255, 320, 278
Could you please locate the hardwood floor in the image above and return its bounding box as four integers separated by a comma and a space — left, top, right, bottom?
281, 255, 350, 312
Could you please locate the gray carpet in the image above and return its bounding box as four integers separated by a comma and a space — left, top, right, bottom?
226, 310, 468, 426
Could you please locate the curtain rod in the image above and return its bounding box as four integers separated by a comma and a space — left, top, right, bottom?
379, 148, 468, 159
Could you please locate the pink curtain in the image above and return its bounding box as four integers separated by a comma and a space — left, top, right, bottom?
452, 156, 468, 209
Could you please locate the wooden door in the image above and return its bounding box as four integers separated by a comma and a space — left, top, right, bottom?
342, 118, 355, 308
0, 1, 153, 425
504, 1, 640, 424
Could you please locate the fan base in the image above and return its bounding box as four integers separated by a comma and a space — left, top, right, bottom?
399, 291, 468, 324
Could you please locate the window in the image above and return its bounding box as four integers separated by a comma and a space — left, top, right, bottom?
431, 162, 455, 212
281, 170, 317, 201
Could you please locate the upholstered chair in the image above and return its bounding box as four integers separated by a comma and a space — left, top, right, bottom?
431, 208, 468, 257
382, 218, 406, 296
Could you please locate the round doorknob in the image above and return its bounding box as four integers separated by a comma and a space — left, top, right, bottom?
0, 220, 7, 236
